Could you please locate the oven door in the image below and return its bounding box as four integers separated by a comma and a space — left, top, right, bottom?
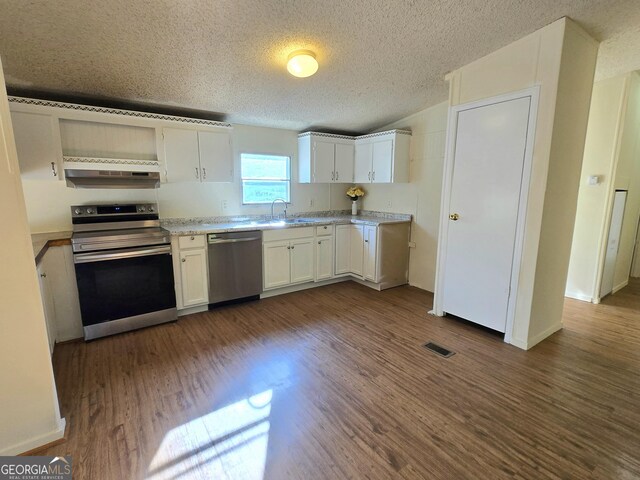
74, 245, 177, 339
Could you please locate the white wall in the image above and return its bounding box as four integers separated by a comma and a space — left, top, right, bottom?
442, 18, 598, 349
362, 102, 448, 291
566, 73, 640, 302
0, 58, 65, 455
22, 123, 351, 232
566, 76, 628, 302
611, 72, 640, 291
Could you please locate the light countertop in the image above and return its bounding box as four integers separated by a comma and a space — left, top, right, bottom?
32, 231, 72, 264
162, 212, 411, 236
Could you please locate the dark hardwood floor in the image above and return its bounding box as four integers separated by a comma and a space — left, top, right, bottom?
43, 281, 640, 479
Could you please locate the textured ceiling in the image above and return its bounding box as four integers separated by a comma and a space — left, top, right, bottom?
1, 0, 640, 132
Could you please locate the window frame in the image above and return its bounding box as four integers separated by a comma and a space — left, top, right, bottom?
240, 152, 292, 205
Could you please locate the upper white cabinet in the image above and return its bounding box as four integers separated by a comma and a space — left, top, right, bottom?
300, 130, 410, 184
355, 130, 411, 183
164, 127, 233, 183
298, 133, 355, 183
10, 111, 62, 180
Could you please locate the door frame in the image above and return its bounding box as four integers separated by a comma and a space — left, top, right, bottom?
432, 86, 540, 344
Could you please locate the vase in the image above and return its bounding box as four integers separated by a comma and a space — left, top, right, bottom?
351, 200, 358, 216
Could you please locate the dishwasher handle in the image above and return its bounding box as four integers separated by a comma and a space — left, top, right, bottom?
208, 236, 261, 244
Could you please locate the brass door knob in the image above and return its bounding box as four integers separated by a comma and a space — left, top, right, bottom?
449, 213, 460, 221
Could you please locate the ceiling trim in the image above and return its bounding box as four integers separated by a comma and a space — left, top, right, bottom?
8, 96, 233, 128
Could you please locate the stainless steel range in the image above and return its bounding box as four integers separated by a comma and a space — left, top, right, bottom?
71, 203, 177, 340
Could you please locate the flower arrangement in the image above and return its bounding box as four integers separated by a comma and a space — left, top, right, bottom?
346, 186, 365, 201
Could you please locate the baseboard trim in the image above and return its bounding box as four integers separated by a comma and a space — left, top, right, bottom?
20, 421, 69, 456
0, 418, 66, 456
612, 279, 629, 294
261, 277, 349, 298
509, 336, 528, 350
564, 291, 594, 303
527, 323, 563, 350
177, 304, 209, 317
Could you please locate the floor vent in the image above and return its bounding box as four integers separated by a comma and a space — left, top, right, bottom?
423, 342, 455, 358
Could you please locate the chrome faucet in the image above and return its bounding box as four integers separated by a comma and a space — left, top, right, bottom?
271, 198, 287, 220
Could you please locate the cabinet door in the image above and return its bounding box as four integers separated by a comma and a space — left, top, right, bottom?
354, 141, 372, 183
263, 241, 291, 289
198, 130, 233, 182
37, 263, 56, 354
363, 225, 378, 281
372, 139, 394, 183
179, 249, 208, 306
290, 239, 314, 284
335, 225, 351, 275
349, 225, 364, 276
10, 111, 61, 180
313, 139, 335, 183
164, 127, 201, 182
315, 236, 334, 281
334, 143, 354, 183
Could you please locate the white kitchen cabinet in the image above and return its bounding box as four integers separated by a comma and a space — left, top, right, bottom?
172, 235, 208, 310
179, 249, 208, 307
290, 239, 314, 284
36, 262, 56, 355
335, 225, 352, 275
263, 228, 316, 290
315, 236, 334, 281
298, 132, 355, 183
363, 225, 378, 281
10, 111, 62, 180
263, 241, 291, 289
164, 126, 233, 183
198, 130, 233, 182
354, 130, 411, 183
350, 225, 364, 276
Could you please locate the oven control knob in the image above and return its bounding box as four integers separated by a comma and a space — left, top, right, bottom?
138, 206, 147, 213
86, 208, 94, 214
74, 208, 82, 215
148, 206, 155, 212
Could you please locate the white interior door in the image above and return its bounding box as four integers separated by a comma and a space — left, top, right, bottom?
600, 190, 627, 297
442, 96, 531, 332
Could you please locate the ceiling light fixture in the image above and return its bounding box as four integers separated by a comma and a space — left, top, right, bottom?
287, 50, 318, 78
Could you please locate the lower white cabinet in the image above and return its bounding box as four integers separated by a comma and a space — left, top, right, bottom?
363, 225, 378, 282
172, 235, 209, 309
263, 228, 315, 290
335, 224, 366, 276
37, 262, 56, 355
263, 241, 291, 289
315, 236, 334, 281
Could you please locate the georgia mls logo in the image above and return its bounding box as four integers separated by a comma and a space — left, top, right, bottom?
0, 455, 72, 480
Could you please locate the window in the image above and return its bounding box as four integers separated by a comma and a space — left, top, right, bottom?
241, 153, 291, 204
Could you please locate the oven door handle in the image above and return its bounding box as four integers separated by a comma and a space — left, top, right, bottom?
74, 245, 172, 264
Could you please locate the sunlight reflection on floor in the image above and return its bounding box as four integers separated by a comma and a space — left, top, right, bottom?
146, 390, 273, 480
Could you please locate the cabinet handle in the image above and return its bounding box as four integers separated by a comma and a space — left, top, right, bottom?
291, 246, 295, 249
372, 171, 375, 181
202, 167, 207, 180
195, 167, 199, 179
331, 171, 335, 181
323, 226, 327, 229
40, 273, 47, 278
368, 171, 371, 181
181, 258, 186, 262
318, 241, 321, 245
364, 239, 369, 243
51, 162, 57, 177
190, 236, 195, 240
336, 171, 339, 181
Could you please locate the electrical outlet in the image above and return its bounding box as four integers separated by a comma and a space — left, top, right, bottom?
221, 199, 228, 211
387, 200, 393, 208
408, 241, 417, 248
308, 198, 314, 207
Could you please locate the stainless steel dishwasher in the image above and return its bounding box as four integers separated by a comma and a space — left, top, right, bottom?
207, 231, 263, 305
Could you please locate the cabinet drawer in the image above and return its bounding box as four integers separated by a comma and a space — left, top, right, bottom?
315, 225, 334, 236
178, 235, 206, 249
263, 227, 314, 242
